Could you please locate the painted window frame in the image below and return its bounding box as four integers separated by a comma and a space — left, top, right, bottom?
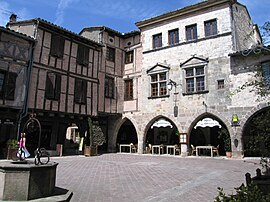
149, 71, 168, 98
125, 50, 134, 64
184, 66, 206, 94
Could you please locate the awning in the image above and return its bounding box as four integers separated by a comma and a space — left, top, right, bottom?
194, 118, 221, 129
151, 118, 173, 129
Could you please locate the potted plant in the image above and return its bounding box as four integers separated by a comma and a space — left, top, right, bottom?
6, 139, 18, 160
84, 117, 106, 156
218, 128, 232, 158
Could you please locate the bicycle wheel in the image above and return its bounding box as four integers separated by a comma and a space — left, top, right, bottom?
34, 154, 39, 165
39, 148, 50, 164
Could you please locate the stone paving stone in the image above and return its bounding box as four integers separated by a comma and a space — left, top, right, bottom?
52, 154, 260, 202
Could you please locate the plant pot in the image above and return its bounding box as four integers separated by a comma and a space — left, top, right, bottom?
84, 146, 97, 157
226, 151, 232, 158
7, 146, 18, 160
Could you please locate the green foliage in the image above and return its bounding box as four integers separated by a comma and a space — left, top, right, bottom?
215, 183, 270, 202
6, 139, 18, 149
218, 128, 231, 152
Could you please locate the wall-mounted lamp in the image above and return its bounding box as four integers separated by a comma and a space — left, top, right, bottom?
167, 79, 177, 91
231, 114, 240, 127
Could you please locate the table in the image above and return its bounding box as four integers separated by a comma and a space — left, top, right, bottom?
196, 146, 214, 157
166, 145, 175, 155
120, 144, 131, 153
152, 145, 166, 155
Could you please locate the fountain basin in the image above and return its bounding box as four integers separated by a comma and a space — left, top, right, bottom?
0, 160, 58, 201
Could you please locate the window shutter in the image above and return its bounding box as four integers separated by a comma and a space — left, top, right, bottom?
55, 74, 61, 100
81, 80, 87, 104
45, 73, 54, 99
5, 72, 17, 100
74, 79, 81, 103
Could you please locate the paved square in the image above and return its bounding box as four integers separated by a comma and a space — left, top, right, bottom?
53, 154, 260, 202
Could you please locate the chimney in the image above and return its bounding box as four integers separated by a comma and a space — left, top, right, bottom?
9, 14, 17, 23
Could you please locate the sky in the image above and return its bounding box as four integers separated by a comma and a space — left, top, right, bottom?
0, 0, 270, 34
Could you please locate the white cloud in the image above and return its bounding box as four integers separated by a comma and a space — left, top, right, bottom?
55, 0, 79, 25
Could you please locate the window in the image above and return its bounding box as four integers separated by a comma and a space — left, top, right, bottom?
74, 78, 87, 104
105, 76, 114, 98
125, 50, 134, 64
150, 72, 167, 97
205, 19, 217, 37
168, 29, 179, 45
0, 72, 5, 98
262, 61, 270, 86
50, 34, 65, 58
153, 33, 162, 49
186, 24, 197, 41
77, 44, 89, 66
185, 67, 205, 94
0, 71, 17, 100
124, 79, 133, 101
217, 80, 225, 89
45, 72, 61, 100
106, 47, 115, 62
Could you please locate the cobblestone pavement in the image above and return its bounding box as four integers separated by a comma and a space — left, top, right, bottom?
52, 154, 260, 202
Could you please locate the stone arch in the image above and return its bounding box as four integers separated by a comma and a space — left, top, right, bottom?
242, 105, 270, 157
187, 112, 231, 156
143, 115, 180, 143
110, 116, 139, 152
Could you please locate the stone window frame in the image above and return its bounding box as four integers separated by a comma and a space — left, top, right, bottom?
149, 71, 168, 98
186, 24, 197, 41
182, 65, 208, 95
217, 79, 225, 90
204, 19, 218, 37
168, 28, 179, 46
153, 33, 162, 49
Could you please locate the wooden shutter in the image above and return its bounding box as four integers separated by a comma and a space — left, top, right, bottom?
45, 73, 55, 99
81, 80, 87, 104
55, 74, 61, 100
5, 72, 17, 100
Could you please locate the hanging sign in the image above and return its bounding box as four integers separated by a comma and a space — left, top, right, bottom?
194, 118, 221, 129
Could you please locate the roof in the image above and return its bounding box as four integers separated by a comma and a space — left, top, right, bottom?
136, 0, 237, 29
80, 26, 140, 39
7, 18, 103, 48
0, 26, 35, 43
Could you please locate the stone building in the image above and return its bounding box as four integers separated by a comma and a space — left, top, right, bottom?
0, 25, 35, 158
108, 0, 268, 158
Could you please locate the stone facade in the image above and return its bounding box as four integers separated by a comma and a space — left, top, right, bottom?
109, 0, 268, 158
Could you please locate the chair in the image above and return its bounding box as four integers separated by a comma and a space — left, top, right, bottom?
175, 144, 181, 155
191, 144, 196, 156
213, 145, 219, 156
130, 143, 137, 153
146, 144, 152, 154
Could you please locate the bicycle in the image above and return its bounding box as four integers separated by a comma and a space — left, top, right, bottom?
34, 148, 50, 165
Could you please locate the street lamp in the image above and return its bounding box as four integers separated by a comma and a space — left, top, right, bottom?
167, 79, 177, 91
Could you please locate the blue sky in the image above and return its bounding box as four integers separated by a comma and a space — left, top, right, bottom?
0, 0, 269, 34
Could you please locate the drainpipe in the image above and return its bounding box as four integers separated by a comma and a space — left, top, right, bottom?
16, 38, 36, 140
